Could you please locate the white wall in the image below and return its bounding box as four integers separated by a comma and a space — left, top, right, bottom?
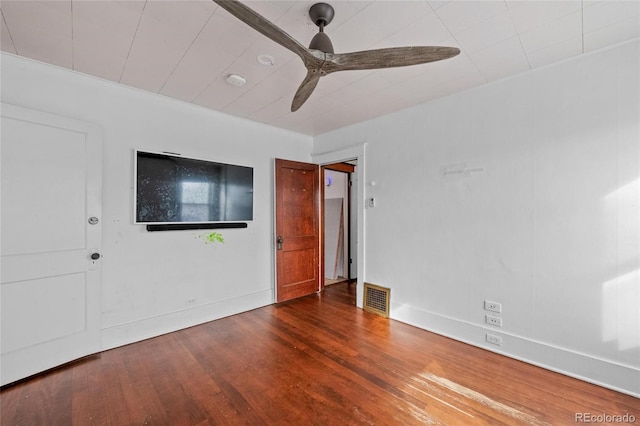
314, 40, 640, 396
1, 53, 313, 350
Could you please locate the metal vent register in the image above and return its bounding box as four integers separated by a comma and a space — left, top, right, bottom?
363, 283, 390, 318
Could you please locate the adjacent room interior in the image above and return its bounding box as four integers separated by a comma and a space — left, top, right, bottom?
1, 0, 638, 423
323, 163, 357, 286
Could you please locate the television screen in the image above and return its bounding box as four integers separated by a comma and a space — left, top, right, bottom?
135, 150, 253, 224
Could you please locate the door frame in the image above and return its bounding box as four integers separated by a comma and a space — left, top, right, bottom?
313, 143, 366, 308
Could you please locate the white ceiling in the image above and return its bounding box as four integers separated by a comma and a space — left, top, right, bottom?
1, 1, 638, 136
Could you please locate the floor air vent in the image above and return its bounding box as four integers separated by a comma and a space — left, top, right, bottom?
363, 283, 390, 318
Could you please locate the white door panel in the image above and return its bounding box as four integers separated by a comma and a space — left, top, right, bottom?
1, 119, 87, 255
1, 273, 86, 353
1, 103, 102, 386
1, 250, 88, 283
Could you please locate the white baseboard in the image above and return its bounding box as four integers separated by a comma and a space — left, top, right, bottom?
101, 289, 273, 351
390, 302, 640, 398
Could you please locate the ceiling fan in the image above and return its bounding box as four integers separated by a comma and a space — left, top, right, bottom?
214, 0, 461, 111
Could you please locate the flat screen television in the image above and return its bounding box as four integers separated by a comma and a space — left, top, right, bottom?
135, 150, 253, 224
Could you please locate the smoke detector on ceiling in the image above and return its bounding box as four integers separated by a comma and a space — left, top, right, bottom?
257, 54, 276, 66
226, 74, 247, 87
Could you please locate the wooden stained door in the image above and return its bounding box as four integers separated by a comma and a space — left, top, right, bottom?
275, 159, 321, 302
1, 104, 103, 386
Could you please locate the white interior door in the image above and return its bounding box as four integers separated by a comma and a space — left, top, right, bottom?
1, 104, 102, 386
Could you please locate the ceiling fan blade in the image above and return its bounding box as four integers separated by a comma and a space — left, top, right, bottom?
291, 71, 321, 112
214, 2, 460, 111
324, 46, 460, 73
213, 0, 322, 67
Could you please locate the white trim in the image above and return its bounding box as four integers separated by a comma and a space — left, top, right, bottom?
102, 289, 272, 351
391, 302, 640, 398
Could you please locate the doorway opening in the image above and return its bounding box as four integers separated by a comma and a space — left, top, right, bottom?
312, 142, 365, 308
322, 162, 357, 288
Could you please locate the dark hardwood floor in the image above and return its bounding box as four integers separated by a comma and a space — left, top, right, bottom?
2, 281, 638, 425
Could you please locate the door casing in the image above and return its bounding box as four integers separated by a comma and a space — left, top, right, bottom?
313, 144, 366, 308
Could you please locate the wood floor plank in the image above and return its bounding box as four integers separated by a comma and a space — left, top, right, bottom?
1, 281, 638, 425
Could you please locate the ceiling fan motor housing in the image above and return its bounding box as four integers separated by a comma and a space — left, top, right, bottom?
309, 32, 334, 53
308, 3, 336, 53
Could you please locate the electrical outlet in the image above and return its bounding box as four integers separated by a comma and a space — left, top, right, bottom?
486, 333, 502, 346
484, 300, 502, 313
485, 314, 502, 327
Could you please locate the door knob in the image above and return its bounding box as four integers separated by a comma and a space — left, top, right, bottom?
90, 252, 101, 260
276, 236, 283, 250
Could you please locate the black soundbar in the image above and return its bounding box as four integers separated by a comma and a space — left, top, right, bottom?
146, 223, 248, 232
